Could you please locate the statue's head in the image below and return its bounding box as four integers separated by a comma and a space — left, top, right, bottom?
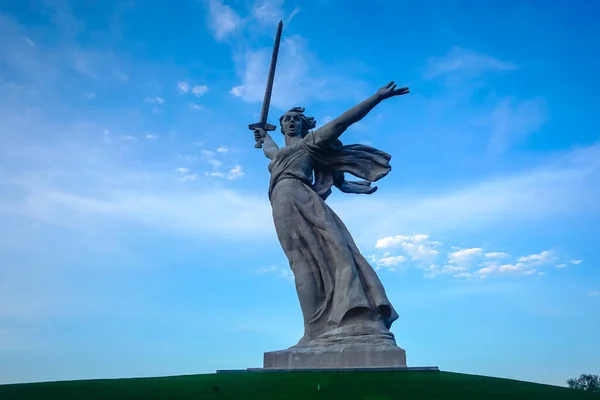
279, 107, 316, 138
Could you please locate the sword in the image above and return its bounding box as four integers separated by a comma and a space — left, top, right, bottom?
248, 20, 283, 148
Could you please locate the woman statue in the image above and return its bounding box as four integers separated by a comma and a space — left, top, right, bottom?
254, 81, 410, 348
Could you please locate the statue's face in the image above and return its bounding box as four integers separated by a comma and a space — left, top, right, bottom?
281, 112, 303, 137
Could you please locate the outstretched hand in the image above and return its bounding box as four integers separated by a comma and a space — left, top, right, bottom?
376, 81, 409, 100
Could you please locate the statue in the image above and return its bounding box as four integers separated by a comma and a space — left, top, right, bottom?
249, 21, 410, 368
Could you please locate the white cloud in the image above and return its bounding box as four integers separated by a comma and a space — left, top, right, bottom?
206, 0, 241, 41
175, 168, 189, 174
192, 85, 209, 96
498, 263, 527, 273
447, 248, 483, 270
376, 255, 406, 267
375, 234, 428, 248
569, 259, 583, 265
375, 234, 440, 264
556, 263, 567, 269
589, 291, 600, 296
190, 103, 203, 110
121, 135, 136, 140
449, 248, 483, 260
485, 252, 509, 259
177, 81, 189, 93
372, 232, 578, 280
229, 86, 244, 97
424, 47, 518, 80
84, 92, 95, 99
375, 235, 410, 248
517, 250, 555, 264
227, 165, 245, 180
144, 96, 164, 104
217, 146, 228, 153
206, 171, 225, 178
145, 134, 158, 140
478, 266, 497, 276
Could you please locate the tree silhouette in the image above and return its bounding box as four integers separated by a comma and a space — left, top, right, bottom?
567, 374, 600, 392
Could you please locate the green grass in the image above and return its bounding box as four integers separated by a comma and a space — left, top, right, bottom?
1, 371, 599, 400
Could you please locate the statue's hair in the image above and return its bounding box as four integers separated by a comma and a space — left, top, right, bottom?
279, 107, 317, 138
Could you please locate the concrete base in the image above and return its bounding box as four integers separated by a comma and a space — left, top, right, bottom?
217, 366, 439, 373
262, 343, 407, 369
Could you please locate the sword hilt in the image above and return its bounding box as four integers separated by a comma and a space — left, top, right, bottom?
249, 122, 276, 149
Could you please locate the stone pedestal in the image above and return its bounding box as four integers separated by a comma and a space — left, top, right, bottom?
263, 343, 407, 369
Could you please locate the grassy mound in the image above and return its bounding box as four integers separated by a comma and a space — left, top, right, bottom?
1, 370, 598, 399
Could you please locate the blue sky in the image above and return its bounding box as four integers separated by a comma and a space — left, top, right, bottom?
1, 0, 599, 388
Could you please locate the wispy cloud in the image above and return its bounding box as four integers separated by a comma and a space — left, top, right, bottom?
209, 1, 368, 109
206, 0, 241, 41
254, 265, 293, 281
192, 85, 209, 96
251, 0, 285, 25
331, 142, 600, 240
424, 47, 518, 81
285, 7, 301, 25
177, 80, 190, 93
145, 134, 158, 140
178, 81, 208, 97
517, 250, 556, 265
227, 165, 244, 180
229, 34, 368, 108
589, 291, 600, 296
21, 36, 35, 47
144, 96, 164, 104
486, 97, 547, 154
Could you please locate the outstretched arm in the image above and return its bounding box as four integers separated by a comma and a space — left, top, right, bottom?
317, 82, 409, 142
254, 128, 279, 160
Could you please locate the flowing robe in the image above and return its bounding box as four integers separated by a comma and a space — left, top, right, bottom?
267, 128, 399, 346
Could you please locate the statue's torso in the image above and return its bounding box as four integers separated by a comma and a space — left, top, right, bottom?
268, 141, 314, 187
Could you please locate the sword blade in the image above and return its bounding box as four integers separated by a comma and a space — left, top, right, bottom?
249, 20, 283, 148
259, 20, 283, 126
